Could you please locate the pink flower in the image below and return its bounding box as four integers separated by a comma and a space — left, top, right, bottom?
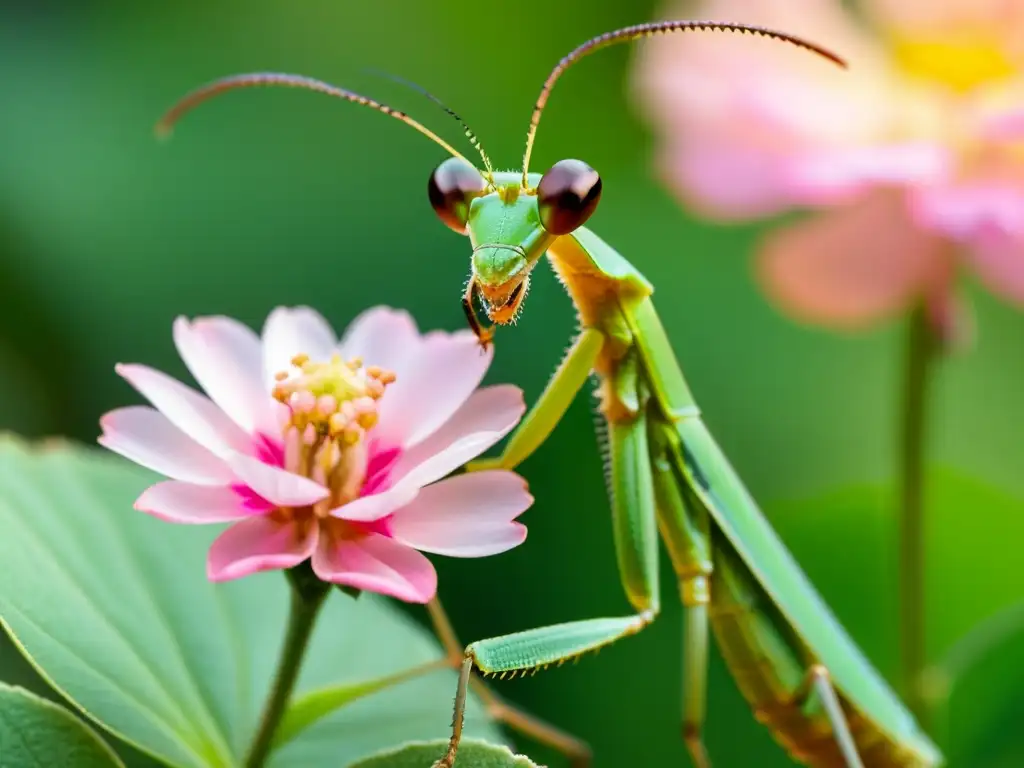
633, 0, 1024, 330
98, 306, 530, 603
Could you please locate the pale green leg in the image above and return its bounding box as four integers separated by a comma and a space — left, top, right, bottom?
680, 599, 711, 768
426, 598, 592, 767
435, 346, 661, 768
469, 327, 604, 472
648, 420, 714, 767
793, 666, 865, 768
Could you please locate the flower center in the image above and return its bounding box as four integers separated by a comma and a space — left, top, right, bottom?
272, 353, 396, 515
891, 32, 1016, 92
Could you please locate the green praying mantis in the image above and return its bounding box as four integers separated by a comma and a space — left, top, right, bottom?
160, 19, 943, 768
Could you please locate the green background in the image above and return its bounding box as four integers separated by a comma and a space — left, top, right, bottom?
2, 1, 1023, 765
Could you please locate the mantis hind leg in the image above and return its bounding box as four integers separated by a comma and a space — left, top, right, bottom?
791, 665, 865, 768
647, 420, 721, 767
425, 597, 592, 767
680, 600, 711, 768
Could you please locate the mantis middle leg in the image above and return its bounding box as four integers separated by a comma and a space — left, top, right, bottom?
425, 597, 592, 767
791, 666, 865, 768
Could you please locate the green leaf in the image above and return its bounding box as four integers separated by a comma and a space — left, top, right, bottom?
0, 682, 125, 767
274, 662, 447, 749
0, 437, 503, 767
345, 739, 541, 768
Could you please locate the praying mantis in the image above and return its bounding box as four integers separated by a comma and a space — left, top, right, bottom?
159, 19, 943, 768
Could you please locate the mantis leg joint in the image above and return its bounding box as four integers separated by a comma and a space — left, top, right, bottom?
791, 663, 830, 707
681, 722, 711, 768
681, 574, 711, 608
669, 405, 702, 422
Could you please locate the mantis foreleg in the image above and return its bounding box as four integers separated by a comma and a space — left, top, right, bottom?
468, 327, 603, 472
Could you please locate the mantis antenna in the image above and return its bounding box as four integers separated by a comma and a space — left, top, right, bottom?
156, 72, 473, 166
520, 20, 848, 187
364, 69, 496, 180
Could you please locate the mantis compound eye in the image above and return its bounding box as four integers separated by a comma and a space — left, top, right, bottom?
536, 159, 602, 235
428, 157, 488, 234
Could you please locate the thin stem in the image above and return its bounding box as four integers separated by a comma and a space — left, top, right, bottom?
244, 563, 330, 768
899, 303, 938, 727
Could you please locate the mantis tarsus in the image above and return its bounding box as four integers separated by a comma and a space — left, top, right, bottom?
160, 19, 942, 768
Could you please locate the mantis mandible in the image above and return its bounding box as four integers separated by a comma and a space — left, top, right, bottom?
159, 19, 943, 768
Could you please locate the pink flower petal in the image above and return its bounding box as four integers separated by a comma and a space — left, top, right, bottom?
757, 191, 941, 327
375, 331, 494, 449
635, 0, 889, 144
651, 119, 946, 222
974, 94, 1024, 142
866, 0, 1024, 32
207, 516, 318, 582
261, 306, 338, 390
311, 531, 437, 603
633, 0, 898, 219
115, 363, 250, 456
361, 445, 402, 496
173, 316, 278, 437
98, 406, 234, 485
338, 306, 421, 377
252, 433, 285, 468
231, 484, 276, 514
656, 141, 798, 220
787, 143, 950, 204
329, 484, 420, 523
965, 229, 1024, 304
135, 481, 257, 523
223, 453, 328, 507
387, 385, 524, 490
912, 183, 1024, 242
389, 471, 530, 557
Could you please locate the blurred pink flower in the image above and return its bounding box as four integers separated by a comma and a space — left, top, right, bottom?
99, 306, 529, 603
634, 0, 1024, 329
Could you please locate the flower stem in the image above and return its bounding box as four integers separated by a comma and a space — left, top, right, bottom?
899, 303, 937, 728
243, 563, 329, 768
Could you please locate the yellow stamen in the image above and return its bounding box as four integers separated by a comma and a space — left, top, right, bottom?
328, 412, 347, 436
342, 424, 362, 445
274, 350, 397, 511
891, 32, 1016, 92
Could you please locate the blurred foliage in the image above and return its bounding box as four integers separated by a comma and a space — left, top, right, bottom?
1, 0, 1023, 766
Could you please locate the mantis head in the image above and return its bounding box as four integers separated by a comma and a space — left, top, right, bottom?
427, 158, 602, 346
156, 23, 843, 350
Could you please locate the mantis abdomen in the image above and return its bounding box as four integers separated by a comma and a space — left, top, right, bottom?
629, 281, 940, 767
